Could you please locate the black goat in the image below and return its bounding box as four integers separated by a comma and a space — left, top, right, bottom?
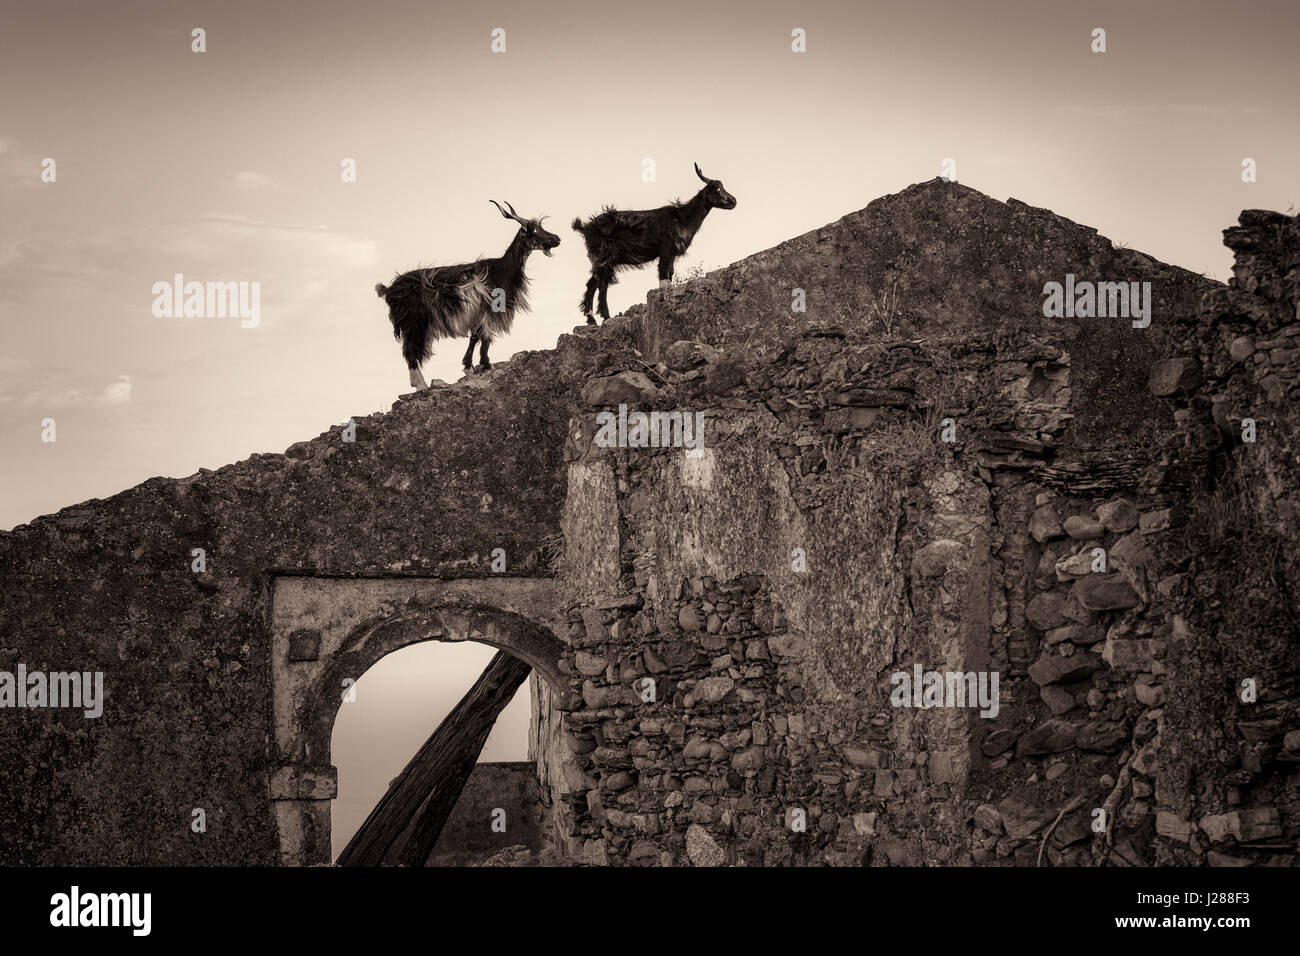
572, 163, 737, 324
375, 201, 560, 387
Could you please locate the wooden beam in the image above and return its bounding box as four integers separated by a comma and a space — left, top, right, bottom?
335, 650, 532, 867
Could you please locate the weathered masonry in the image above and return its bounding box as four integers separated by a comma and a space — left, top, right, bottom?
2, 180, 1296, 866
270, 575, 571, 865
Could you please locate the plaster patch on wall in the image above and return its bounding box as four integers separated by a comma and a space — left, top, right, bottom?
561, 459, 620, 595
678, 446, 716, 489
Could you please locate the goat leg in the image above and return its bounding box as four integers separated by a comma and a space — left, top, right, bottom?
596, 270, 613, 323
462, 328, 480, 373
477, 333, 491, 372
581, 275, 598, 325
408, 365, 427, 389
657, 254, 676, 296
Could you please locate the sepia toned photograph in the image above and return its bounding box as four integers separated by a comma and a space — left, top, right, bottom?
0, 0, 1296, 939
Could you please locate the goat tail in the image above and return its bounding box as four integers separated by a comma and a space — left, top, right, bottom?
571, 216, 585, 233
376, 282, 400, 342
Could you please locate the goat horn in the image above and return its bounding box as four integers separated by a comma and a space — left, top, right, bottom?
694, 162, 710, 183
502, 200, 529, 224
490, 199, 518, 221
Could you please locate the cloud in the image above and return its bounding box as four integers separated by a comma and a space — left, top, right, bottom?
101, 375, 133, 404
0, 216, 381, 308
0, 214, 384, 420
0, 138, 44, 191
2, 374, 134, 409
233, 171, 274, 191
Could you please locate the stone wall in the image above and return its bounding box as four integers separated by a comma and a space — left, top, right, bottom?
638, 178, 1212, 455
536, 197, 1294, 867
424, 762, 548, 866
0, 327, 627, 864
542, 293, 1268, 865
1139, 209, 1300, 864
3, 178, 1292, 867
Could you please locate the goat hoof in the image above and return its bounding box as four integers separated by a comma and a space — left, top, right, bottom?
476, 363, 491, 373
585, 317, 597, 326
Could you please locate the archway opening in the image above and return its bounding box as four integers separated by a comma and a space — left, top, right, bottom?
329, 640, 534, 864
269, 576, 576, 866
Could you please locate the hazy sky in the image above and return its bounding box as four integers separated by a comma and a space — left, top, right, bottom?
2, 0, 1296, 854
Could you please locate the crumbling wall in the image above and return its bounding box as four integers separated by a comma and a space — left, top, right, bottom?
1140, 209, 1300, 864
424, 762, 547, 866
553, 333, 992, 865
640, 178, 1212, 456
550, 299, 1230, 865
0, 328, 628, 864
546, 181, 1256, 867
4, 179, 1290, 868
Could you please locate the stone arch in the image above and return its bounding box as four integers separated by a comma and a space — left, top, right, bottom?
268, 575, 574, 865
302, 601, 573, 765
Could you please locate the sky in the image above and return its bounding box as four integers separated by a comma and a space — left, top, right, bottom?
1, 0, 1296, 855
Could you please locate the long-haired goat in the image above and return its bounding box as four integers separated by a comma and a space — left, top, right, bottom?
571, 163, 736, 324
375, 200, 560, 387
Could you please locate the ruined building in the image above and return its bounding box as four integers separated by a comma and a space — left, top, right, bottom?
2, 179, 1296, 866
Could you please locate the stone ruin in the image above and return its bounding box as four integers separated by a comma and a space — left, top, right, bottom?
1, 179, 1296, 867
